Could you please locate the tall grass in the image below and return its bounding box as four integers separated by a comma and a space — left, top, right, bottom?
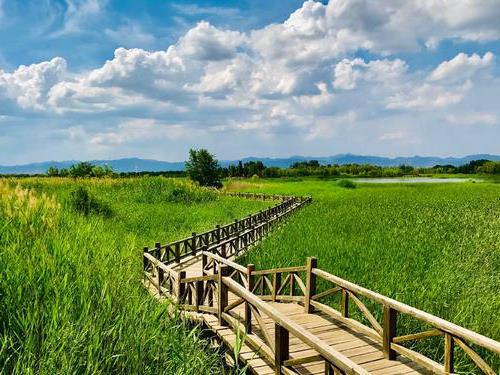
0, 178, 270, 374
235, 179, 500, 373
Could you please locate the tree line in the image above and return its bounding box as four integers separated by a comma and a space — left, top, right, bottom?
42, 151, 500, 189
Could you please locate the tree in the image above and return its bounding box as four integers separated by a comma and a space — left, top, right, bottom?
69, 162, 94, 178
185, 149, 222, 188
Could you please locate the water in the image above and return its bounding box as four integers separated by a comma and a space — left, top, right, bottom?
352, 177, 480, 184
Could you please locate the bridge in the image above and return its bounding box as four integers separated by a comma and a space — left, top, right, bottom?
143, 192, 500, 374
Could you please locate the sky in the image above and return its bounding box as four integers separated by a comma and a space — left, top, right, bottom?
0, 0, 500, 164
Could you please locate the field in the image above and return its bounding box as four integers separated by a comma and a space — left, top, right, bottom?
0, 177, 270, 374
2, 176, 500, 373
229, 178, 500, 370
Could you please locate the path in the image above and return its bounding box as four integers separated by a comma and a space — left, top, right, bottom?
143, 193, 500, 375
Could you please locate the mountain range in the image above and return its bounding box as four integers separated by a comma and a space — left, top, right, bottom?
1, 154, 500, 174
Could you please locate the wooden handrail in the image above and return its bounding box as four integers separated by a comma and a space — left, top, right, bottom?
222, 277, 370, 375
312, 268, 500, 355
201, 251, 247, 273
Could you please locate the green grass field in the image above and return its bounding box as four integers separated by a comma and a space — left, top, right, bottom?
229, 178, 500, 372
2, 176, 499, 373
0, 177, 270, 374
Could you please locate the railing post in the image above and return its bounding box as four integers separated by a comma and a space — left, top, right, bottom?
177, 270, 186, 302
383, 305, 397, 360
245, 264, 255, 334
304, 257, 317, 313
216, 224, 221, 243
202, 251, 207, 274
218, 265, 230, 326
155, 242, 161, 260
444, 333, 454, 373
191, 232, 197, 256
195, 280, 204, 312
274, 324, 289, 375
143, 247, 148, 271
157, 266, 164, 296
175, 242, 180, 263
272, 272, 281, 302
341, 289, 349, 318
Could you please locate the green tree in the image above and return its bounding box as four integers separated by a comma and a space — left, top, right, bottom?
69, 162, 94, 178
47, 167, 60, 176
185, 149, 222, 188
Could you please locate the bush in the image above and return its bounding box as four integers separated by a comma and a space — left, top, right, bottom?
337, 179, 357, 189
70, 186, 112, 217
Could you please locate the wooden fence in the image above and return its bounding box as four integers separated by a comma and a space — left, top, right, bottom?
142, 192, 500, 375
144, 193, 311, 265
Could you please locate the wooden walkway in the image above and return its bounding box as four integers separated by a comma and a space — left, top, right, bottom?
143, 193, 500, 375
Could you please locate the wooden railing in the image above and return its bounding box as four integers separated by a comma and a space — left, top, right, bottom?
142, 192, 500, 374
144, 194, 311, 265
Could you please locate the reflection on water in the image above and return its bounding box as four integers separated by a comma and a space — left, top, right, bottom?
352, 177, 481, 184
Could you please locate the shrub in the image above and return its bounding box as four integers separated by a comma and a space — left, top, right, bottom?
337, 179, 356, 189
70, 186, 112, 217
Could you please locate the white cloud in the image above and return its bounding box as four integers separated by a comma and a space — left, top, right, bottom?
0, 57, 67, 110
52, 0, 106, 36
429, 52, 494, 82
1, 0, 500, 162
446, 112, 498, 126
105, 23, 155, 48
386, 81, 472, 110
334, 58, 407, 89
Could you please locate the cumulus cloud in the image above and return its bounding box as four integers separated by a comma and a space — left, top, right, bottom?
0, 57, 67, 110
0, 0, 500, 161
428, 52, 494, 82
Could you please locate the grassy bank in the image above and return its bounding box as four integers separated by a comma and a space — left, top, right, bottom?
0, 177, 270, 374
231, 178, 500, 372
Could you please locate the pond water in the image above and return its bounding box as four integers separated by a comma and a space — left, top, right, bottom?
352, 177, 480, 184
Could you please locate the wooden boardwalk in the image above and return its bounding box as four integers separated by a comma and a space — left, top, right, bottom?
143, 193, 500, 375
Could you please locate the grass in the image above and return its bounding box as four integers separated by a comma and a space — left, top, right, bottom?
230, 178, 500, 373
0, 177, 270, 374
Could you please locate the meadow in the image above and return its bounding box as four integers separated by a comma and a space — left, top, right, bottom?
230, 178, 500, 372
2, 175, 500, 374
0, 177, 270, 374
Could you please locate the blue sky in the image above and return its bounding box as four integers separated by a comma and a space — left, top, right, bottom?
0, 0, 500, 164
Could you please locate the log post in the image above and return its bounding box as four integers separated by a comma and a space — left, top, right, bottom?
216, 224, 221, 243
383, 306, 397, 360
195, 280, 204, 312
177, 270, 186, 302
444, 333, 454, 373
143, 247, 148, 271
274, 324, 289, 375
272, 272, 281, 302
157, 266, 164, 296
341, 289, 349, 318
304, 257, 317, 313
191, 232, 197, 255
202, 251, 207, 274
175, 242, 180, 263
218, 265, 230, 326
245, 264, 255, 334
155, 242, 161, 260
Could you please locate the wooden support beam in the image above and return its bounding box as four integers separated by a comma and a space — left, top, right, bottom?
142, 247, 148, 271
218, 265, 230, 326
304, 257, 317, 313
191, 232, 197, 255
177, 271, 186, 302
383, 306, 397, 360
245, 264, 255, 334
341, 289, 349, 318
444, 333, 454, 373
274, 324, 289, 375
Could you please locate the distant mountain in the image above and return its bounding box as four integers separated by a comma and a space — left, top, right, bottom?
2, 154, 500, 175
